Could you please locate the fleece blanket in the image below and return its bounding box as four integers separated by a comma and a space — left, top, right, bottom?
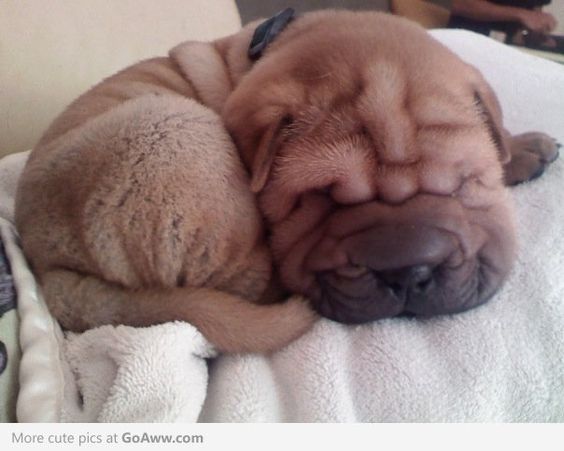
3, 30, 563, 422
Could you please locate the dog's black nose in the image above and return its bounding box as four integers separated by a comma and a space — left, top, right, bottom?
377, 264, 434, 299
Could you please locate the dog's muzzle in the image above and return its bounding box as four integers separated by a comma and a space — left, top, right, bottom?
309, 222, 499, 323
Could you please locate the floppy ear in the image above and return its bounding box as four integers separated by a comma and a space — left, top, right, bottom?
474, 83, 511, 165
249, 115, 291, 193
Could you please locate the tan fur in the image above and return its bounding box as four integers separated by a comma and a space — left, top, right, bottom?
15, 25, 317, 354
16, 11, 559, 345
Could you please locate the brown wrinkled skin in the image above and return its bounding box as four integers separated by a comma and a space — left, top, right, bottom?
15, 11, 559, 345
223, 11, 559, 323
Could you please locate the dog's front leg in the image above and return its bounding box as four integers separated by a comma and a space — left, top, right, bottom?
503, 132, 560, 185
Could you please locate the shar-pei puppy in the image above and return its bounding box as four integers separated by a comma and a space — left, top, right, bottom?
15, 10, 559, 351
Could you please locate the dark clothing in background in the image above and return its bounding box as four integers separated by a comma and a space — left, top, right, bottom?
486, 0, 550, 7
448, 0, 553, 36
236, 0, 391, 24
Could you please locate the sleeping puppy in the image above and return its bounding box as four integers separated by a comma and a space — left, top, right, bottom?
14, 55, 318, 354
224, 10, 560, 323
15, 9, 558, 352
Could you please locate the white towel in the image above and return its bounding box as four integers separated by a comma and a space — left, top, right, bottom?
61, 324, 215, 422
3, 30, 563, 422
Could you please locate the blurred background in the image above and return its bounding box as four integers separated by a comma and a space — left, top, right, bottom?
1, 0, 562, 159
236, 0, 564, 54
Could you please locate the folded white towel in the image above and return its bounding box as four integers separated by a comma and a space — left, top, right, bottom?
4, 30, 563, 423
62, 324, 215, 422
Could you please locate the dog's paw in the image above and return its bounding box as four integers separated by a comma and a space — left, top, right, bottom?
504, 132, 560, 186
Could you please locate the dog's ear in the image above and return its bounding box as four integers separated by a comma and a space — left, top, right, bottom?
248, 114, 292, 193
474, 82, 511, 165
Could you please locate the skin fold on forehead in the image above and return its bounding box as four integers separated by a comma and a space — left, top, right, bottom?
225, 12, 506, 213
249, 67, 505, 225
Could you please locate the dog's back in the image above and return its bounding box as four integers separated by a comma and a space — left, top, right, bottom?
15, 51, 316, 353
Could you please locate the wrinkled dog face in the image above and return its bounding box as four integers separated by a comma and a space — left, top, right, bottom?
224, 11, 516, 323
